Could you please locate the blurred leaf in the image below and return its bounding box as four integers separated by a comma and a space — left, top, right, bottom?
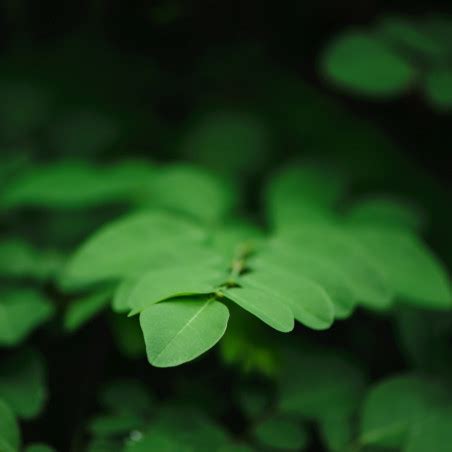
179, 111, 270, 178
64, 288, 113, 332
61, 211, 208, 289
140, 164, 236, 224
345, 197, 424, 232
266, 165, 346, 230
253, 415, 307, 450
425, 68, 452, 110
0, 348, 47, 419
0, 288, 54, 346
140, 297, 229, 367
0, 398, 20, 452
279, 347, 366, 421
319, 415, 353, 452
274, 226, 392, 310
360, 374, 447, 448
322, 31, 415, 96
99, 379, 153, 417
351, 226, 451, 308
1, 160, 154, 210
404, 406, 452, 452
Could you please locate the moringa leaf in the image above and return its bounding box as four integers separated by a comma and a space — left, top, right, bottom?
351, 226, 451, 308
124, 263, 225, 315
61, 211, 208, 289
276, 226, 393, 310
140, 297, 229, 367
235, 270, 333, 330
0, 289, 54, 346
224, 286, 295, 332
322, 31, 416, 96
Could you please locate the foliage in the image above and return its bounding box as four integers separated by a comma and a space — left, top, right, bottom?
0, 4, 451, 451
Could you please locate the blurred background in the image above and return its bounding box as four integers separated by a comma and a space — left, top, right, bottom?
1, 1, 452, 450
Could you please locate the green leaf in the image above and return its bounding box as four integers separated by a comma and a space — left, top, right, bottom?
276, 226, 392, 310
345, 197, 424, 231
124, 263, 225, 315
319, 416, 353, 452
1, 160, 154, 210
253, 415, 307, 450
0, 240, 63, 281
243, 269, 334, 329
224, 286, 295, 332
61, 211, 208, 289
140, 297, 229, 367
405, 406, 452, 452
351, 226, 451, 308
322, 31, 415, 96
179, 110, 270, 178
425, 68, 452, 110
255, 240, 356, 319
0, 349, 47, 419
360, 374, 446, 448
64, 288, 113, 332
266, 165, 346, 230
0, 398, 20, 452
139, 164, 236, 223
0, 288, 54, 346
279, 348, 366, 420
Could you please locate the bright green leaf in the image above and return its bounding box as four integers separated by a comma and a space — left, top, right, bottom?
425, 68, 452, 110
140, 297, 229, 367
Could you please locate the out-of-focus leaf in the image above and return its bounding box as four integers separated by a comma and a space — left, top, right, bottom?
89, 414, 144, 437
0, 288, 54, 346
61, 211, 208, 289
266, 165, 346, 230
345, 196, 424, 231
109, 314, 146, 358
25, 444, 56, 452
64, 288, 113, 332
253, 415, 308, 450
0, 398, 20, 452
352, 226, 451, 308
360, 374, 446, 448
425, 68, 452, 110
0, 349, 47, 419
322, 32, 415, 96
139, 164, 236, 223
